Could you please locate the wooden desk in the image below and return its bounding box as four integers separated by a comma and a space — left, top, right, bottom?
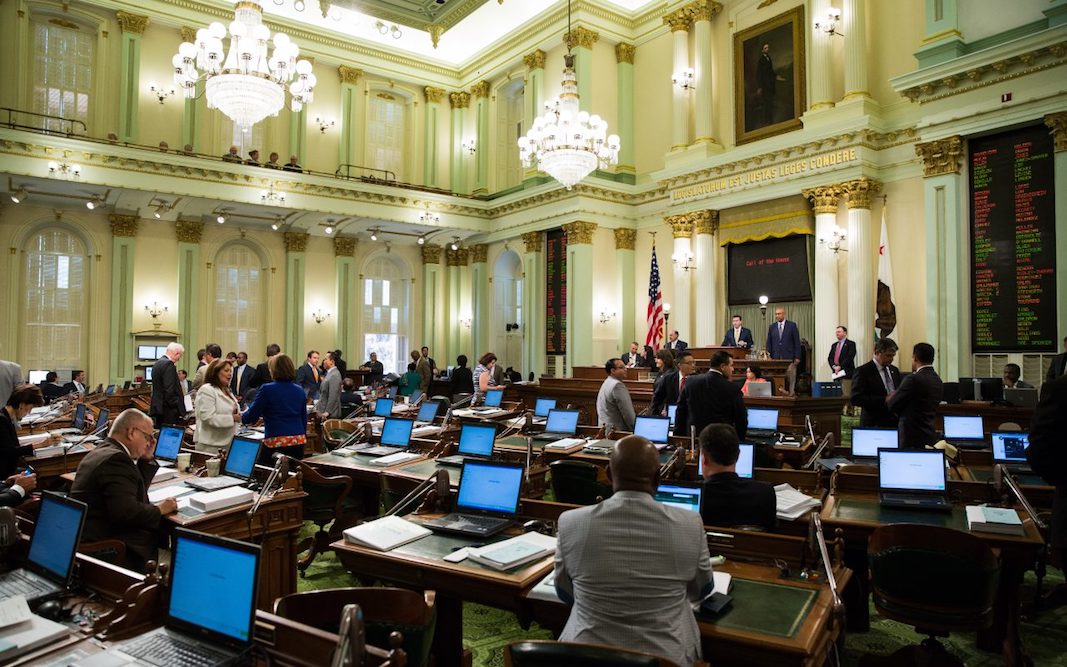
937, 402, 1034, 435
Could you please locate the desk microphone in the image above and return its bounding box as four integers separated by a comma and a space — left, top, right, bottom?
247, 452, 290, 537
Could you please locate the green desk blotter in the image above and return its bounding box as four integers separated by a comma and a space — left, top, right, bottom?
831, 498, 968, 531
698, 579, 816, 638
394, 531, 525, 573
400, 459, 461, 483
497, 435, 548, 451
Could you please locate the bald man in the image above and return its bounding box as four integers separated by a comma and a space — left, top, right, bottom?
554, 436, 712, 665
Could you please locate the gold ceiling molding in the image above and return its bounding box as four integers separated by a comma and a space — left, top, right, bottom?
842, 177, 881, 210
615, 43, 635, 64
428, 25, 444, 49
802, 185, 842, 215
109, 213, 139, 237
1045, 112, 1067, 152
175, 219, 203, 243
333, 236, 356, 256
562, 221, 597, 245
424, 86, 446, 103
523, 49, 546, 70
115, 11, 149, 34
470, 244, 488, 263
338, 65, 363, 85
179, 26, 196, 43
691, 209, 718, 235
665, 214, 693, 238
470, 80, 490, 99
564, 26, 599, 50
687, 0, 723, 23
449, 91, 471, 109
915, 136, 964, 177
614, 228, 636, 250
485, 182, 667, 218
446, 247, 469, 266
521, 231, 544, 253
421, 244, 443, 264
283, 232, 309, 251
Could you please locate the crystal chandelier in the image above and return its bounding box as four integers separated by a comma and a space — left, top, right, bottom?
517, 1, 619, 190
172, 2, 316, 132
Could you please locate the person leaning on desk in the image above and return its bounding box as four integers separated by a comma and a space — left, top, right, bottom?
241, 354, 308, 463
1, 384, 47, 479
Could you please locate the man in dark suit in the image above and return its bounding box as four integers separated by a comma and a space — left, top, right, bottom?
230, 351, 254, 401
721, 315, 755, 349
149, 343, 186, 427
675, 351, 747, 440
1047, 336, 1067, 381
766, 307, 801, 395
887, 342, 944, 450
1027, 374, 1067, 589
666, 331, 688, 355
827, 325, 857, 379
850, 337, 902, 428
295, 350, 321, 399
70, 409, 179, 572
39, 372, 67, 402
699, 423, 776, 530
621, 342, 645, 368
249, 343, 281, 390
62, 370, 87, 396
651, 351, 695, 416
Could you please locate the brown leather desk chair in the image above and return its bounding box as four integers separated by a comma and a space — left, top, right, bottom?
294, 460, 362, 574
505, 641, 691, 667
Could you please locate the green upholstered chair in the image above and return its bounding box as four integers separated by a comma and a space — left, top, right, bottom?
274, 587, 435, 667
294, 460, 362, 575
549, 460, 610, 505
322, 418, 357, 449
865, 524, 1000, 667
504, 641, 683, 667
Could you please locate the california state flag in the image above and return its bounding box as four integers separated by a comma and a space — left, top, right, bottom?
875, 203, 896, 339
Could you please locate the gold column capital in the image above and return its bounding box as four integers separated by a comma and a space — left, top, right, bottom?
109, 214, 139, 237
915, 136, 964, 177
562, 221, 598, 245
663, 9, 693, 32
564, 26, 599, 50
523, 49, 546, 70
521, 231, 544, 253
283, 232, 309, 252
116, 11, 149, 34
338, 65, 363, 85
175, 220, 203, 243
446, 247, 469, 266
615, 43, 636, 64
471, 80, 491, 99
424, 86, 446, 104
665, 214, 693, 238
802, 185, 843, 215
333, 236, 356, 257
449, 91, 471, 109
421, 244, 443, 264
179, 26, 197, 43
687, 0, 724, 23
691, 210, 719, 234
842, 177, 882, 210
1044, 112, 1067, 152
470, 244, 488, 263
614, 228, 637, 250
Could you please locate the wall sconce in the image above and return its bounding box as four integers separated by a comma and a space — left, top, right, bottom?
459, 316, 472, 329
598, 311, 616, 324
462, 138, 477, 155
672, 250, 696, 272
311, 308, 331, 324
815, 8, 843, 36
672, 69, 695, 91
314, 116, 335, 134
148, 82, 176, 104
145, 302, 169, 329
261, 187, 286, 206
818, 226, 847, 253
47, 159, 81, 180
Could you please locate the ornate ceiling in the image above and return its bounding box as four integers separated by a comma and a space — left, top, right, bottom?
333, 0, 498, 33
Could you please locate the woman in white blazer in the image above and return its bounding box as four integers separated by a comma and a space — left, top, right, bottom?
194, 359, 240, 455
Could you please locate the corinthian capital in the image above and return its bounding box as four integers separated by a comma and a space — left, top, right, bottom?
802, 185, 842, 214
915, 136, 964, 177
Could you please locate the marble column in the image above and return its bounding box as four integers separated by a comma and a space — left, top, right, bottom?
916, 136, 966, 378
692, 210, 719, 346
283, 232, 308, 359
421, 245, 446, 366
116, 12, 149, 143
522, 232, 545, 379
809, 0, 835, 111
445, 247, 465, 363
334, 237, 356, 356
470, 244, 489, 363
842, 0, 868, 101
691, 2, 723, 146
178, 27, 201, 151
614, 229, 637, 352
563, 222, 597, 370
667, 214, 694, 345
109, 215, 139, 382
803, 186, 842, 381
664, 10, 692, 150
1045, 113, 1067, 341
423, 87, 445, 188
175, 220, 202, 351
564, 27, 599, 111
471, 81, 490, 195
523, 51, 546, 181
338, 66, 364, 171
449, 91, 470, 194
843, 177, 881, 367
614, 44, 636, 177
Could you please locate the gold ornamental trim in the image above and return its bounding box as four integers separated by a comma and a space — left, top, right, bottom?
428, 25, 444, 49
523, 49, 546, 70
564, 26, 599, 51
802, 185, 842, 215
688, 0, 724, 23
283, 231, 309, 252
842, 177, 881, 210
470, 244, 488, 263
915, 136, 964, 177
115, 11, 149, 34
691, 210, 719, 235
449, 91, 471, 109
521, 231, 544, 253
1045, 112, 1067, 152
562, 221, 597, 245
665, 214, 693, 239
614, 228, 636, 250
421, 244, 443, 264
663, 9, 692, 32
333, 236, 356, 257
615, 43, 635, 64
179, 26, 196, 43
338, 65, 363, 85
424, 86, 446, 104
471, 80, 490, 99
446, 247, 469, 266
109, 214, 139, 237
175, 220, 203, 243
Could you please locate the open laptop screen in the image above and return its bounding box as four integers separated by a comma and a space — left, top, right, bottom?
483, 388, 504, 408
169, 529, 259, 645
93, 409, 110, 436
374, 397, 394, 417
991, 432, 1030, 463
456, 461, 524, 515
878, 450, 946, 492
28, 492, 86, 585
380, 418, 414, 448
416, 400, 439, 423
654, 483, 702, 513
851, 427, 898, 458
155, 426, 184, 462
943, 415, 983, 440
736, 443, 755, 479
72, 403, 86, 430
667, 404, 678, 427
634, 416, 671, 444
534, 397, 557, 418
544, 409, 579, 435
458, 423, 496, 457
224, 437, 261, 479
748, 408, 779, 431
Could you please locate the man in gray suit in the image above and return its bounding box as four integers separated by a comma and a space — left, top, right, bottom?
0, 360, 22, 407
315, 351, 342, 419
555, 436, 713, 665
596, 358, 635, 432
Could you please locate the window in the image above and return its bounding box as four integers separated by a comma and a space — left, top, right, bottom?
214, 244, 264, 358
362, 256, 410, 375
22, 228, 87, 373
366, 92, 406, 180
32, 18, 94, 132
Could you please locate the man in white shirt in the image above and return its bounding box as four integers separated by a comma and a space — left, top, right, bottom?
63, 369, 87, 396
667, 330, 688, 354
230, 351, 255, 400
596, 358, 636, 433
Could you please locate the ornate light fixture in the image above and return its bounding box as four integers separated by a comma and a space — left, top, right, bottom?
672, 250, 696, 271
311, 308, 331, 324
145, 302, 169, 329
462, 138, 477, 155
418, 204, 440, 227
261, 186, 286, 206
598, 311, 616, 324
517, 0, 620, 190
818, 226, 848, 253
47, 159, 81, 180
672, 69, 695, 91
315, 116, 335, 133
173, 2, 317, 132
148, 82, 177, 104
815, 8, 843, 36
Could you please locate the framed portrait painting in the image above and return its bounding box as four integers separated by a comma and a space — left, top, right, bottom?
734, 6, 807, 145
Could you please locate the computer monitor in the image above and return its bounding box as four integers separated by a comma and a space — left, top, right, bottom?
959, 377, 1004, 402
483, 388, 504, 408
851, 427, 899, 458
736, 443, 755, 479
380, 418, 414, 448
223, 437, 261, 479
416, 400, 440, 423
457, 423, 497, 457
28, 370, 49, 384
155, 346, 169, 359
93, 409, 110, 436
667, 404, 678, 427
543, 409, 579, 435
27, 492, 87, 587
654, 482, 702, 513
991, 432, 1030, 463
409, 389, 423, 405
943, 415, 984, 441
144, 366, 153, 381
878, 450, 947, 493
155, 426, 184, 462
374, 397, 394, 417
634, 416, 671, 444
137, 345, 156, 360
747, 408, 779, 431
534, 397, 557, 418
455, 460, 524, 516
105, 385, 116, 395
72, 403, 86, 430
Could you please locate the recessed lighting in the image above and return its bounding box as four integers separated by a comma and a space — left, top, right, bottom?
324, 225, 333, 235
417, 235, 426, 245
217, 214, 226, 224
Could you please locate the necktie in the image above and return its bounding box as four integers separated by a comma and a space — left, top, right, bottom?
679, 375, 686, 394
834, 341, 842, 365
883, 366, 895, 392
778, 322, 784, 338
235, 368, 242, 395
313, 366, 319, 383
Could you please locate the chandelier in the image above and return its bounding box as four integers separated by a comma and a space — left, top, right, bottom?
517, 1, 619, 190
172, 1, 316, 131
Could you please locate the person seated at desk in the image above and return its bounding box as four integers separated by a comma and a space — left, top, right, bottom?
1, 384, 46, 479
699, 423, 776, 531
449, 355, 475, 400
339, 377, 363, 415
554, 435, 712, 667
242, 354, 308, 463
39, 371, 67, 402
1002, 363, 1034, 389
398, 362, 421, 398
741, 364, 769, 396
360, 351, 385, 387
69, 408, 179, 573
0, 472, 36, 507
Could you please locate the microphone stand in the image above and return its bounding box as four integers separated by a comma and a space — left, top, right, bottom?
993, 464, 1047, 532
386, 469, 449, 517
248, 453, 289, 538
810, 512, 845, 622
804, 433, 835, 469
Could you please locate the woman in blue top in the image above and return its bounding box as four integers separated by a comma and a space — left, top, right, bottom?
242, 354, 308, 463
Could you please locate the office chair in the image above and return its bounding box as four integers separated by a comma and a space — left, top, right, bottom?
504, 641, 684, 667
549, 460, 610, 505
293, 460, 362, 574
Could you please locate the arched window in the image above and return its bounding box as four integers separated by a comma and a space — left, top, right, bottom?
32, 17, 94, 132
214, 243, 265, 358
366, 91, 407, 180
22, 228, 88, 373
362, 255, 410, 375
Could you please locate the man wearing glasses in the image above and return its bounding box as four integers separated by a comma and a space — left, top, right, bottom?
71, 408, 178, 572
596, 358, 636, 433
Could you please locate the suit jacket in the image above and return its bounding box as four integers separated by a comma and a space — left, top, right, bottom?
316, 366, 342, 418
555, 491, 712, 666
362, 360, 384, 386
1027, 375, 1067, 549
650, 369, 682, 416
193, 384, 238, 453
1047, 352, 1067, 382
295, 362, 321, 399
667, 339, 688, 354
621, 351, 646, 368
766, 320, 801, 360
850, 360, 902, 428
675, 370, 747, 440
39, 382, 66, 402
150, 356, 185, 427
416, 358, 433, 393
887, 366, 944, 449
69, 439, 163, 572
0, 360, 21, 407
827, 338, 857, 376
722, 327, 755, 348
0, 481, 28, 507
0, 410, 34, 479
595, 376, 635, 432
249, 360, 271, 389
230, 364, 254, 397
62, 381, 86, 396
701, 472, 777, 531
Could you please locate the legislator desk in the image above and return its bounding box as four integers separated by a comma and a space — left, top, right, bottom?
104, 386, 151, 413
955, 452, 1054, 510
937, 401, 1034, 436
25, 442, 97, 489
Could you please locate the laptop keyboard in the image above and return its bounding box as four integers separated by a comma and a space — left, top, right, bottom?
0, 572, 53, 599
123, 633, 231, 667
443, 513, 500, 528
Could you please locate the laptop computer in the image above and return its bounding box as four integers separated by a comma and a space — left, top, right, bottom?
422, 460, 524, 538
0, 492, 86, 605
531, 397, 557, 424
736, 443, 755, 479
185, 436, 261, 492
387, 385, 399, 399
359, 417, 414, 457
438, 422, 498, 466
667, 404, 678, 429
373, 397, 395, 418
52, 403, 87, 436
942, 415, 985, 448
154, 425, 184, 467
100, 528, 260, 667
747, 408, 779, 439
878, 449, 952, 511
747, 382, 773, 397
105, 384, 116, 395
415, 400, 440, 424
532, 408, 580, 441
850, 427, 899, 463
474, 388, 505, 411
634, 415, 671, 445
123, 380, 132, 391
1003, 387, 1038, 409
991, 431, 1032, 474
654, 482, 702, 513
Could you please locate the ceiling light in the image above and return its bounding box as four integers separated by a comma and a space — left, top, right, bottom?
271, 223, 279, 230
293, 0, 305, 10
324, 225, 333, 235
154, 211, 162, 219
369, 229, 378, 241
450, 237, 459, 251
217, 214, 226, 224
85, 197, 99, 210
10, 188, 26, 204
417, 235, 426, 245
376, 21, 389, 35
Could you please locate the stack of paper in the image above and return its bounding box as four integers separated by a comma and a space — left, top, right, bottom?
468, 532, 556, 572
774, 483, 821, 520
966, 505, 1025, 536
0, 597, 70, 661
544, 438, 586, 453
17, 433, 51, 448
343, 516, 431, 551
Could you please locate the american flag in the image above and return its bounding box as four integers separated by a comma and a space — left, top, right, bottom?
645, 244, 664, 350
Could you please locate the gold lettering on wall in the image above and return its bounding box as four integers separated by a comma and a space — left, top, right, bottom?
670, 148, 860, 203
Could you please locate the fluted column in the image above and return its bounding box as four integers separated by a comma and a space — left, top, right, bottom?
691, 3, 723, 146
692, 210, 719, 346
614, 229, 637, 352
665, 11, 692, 150
809, 0, 835, 111
338, 66, 364, 169
803, 186, 842, 381
563, 222, 597, 370
523, 51, 546, 180
471, 81, 490, 195
178, 26, 202, 151
175, 220, 202, 351
457, 249, 472, 359
842, 0, 868, 100
423, 87, 444, 187
421, 245, 446, 365
116, 12, 149, 143
334, 237, 356, 357
843, 178, 880, 366
615, 44, 636, 176
109, 215, 139, 382
521, 232, 545, 379
1045, 113, 1067, 340
667, 214, 694, 344
470, 245, 489, 363
564, 27, 599, 111
283, 232, 308, 359
449, 91, 470, 194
